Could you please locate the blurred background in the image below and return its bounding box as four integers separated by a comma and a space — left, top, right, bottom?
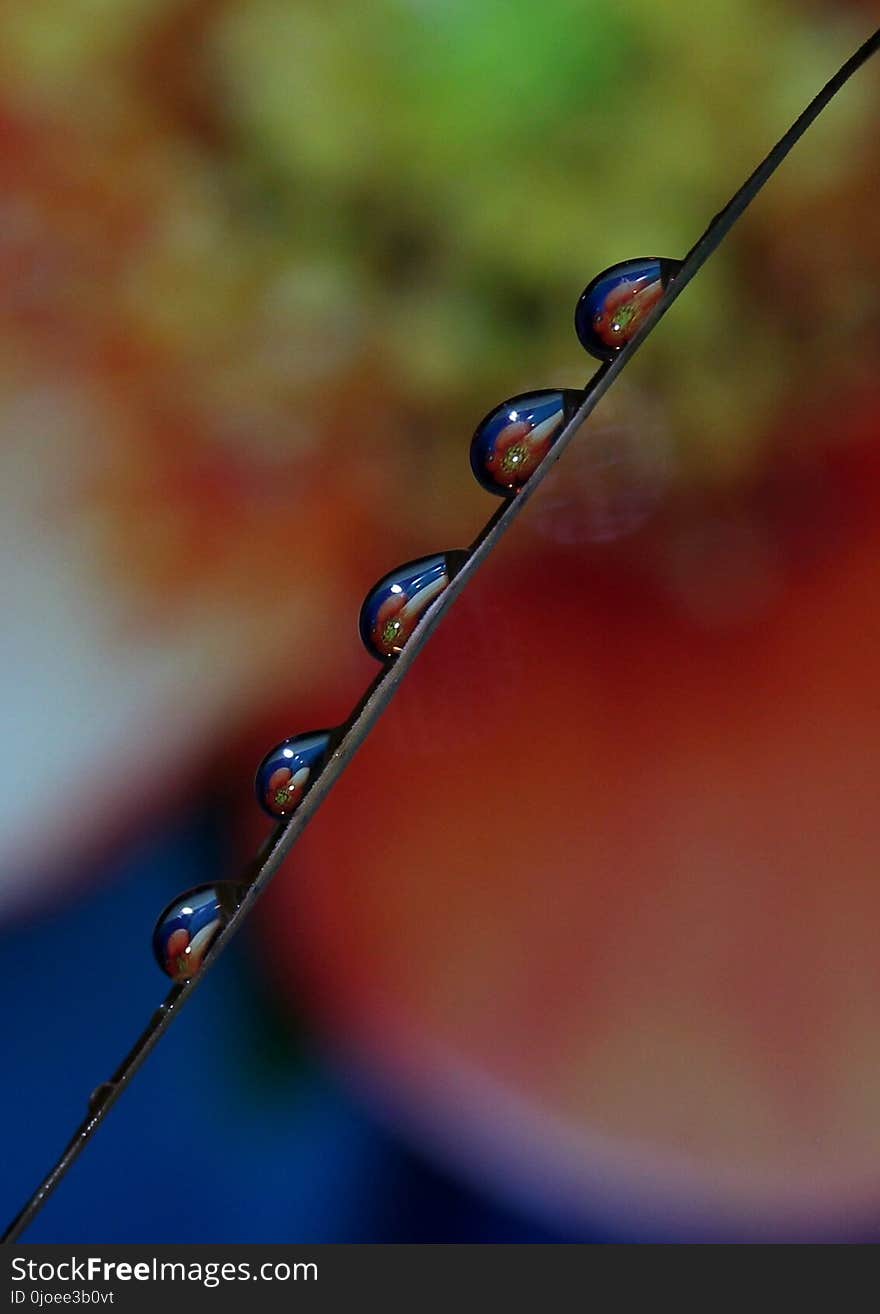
3, 0, 880, 1241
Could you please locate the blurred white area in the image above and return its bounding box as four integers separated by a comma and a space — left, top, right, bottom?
0, 378, 298, 914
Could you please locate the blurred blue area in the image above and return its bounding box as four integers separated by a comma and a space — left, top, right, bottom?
0, 811, 605, 1242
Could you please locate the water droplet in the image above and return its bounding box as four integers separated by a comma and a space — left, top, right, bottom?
359, 552, 463, 661
255, 729, 334, 820
470, 389, 583, 496
88, 1082, 116, 1115
575, 258, 681, 360
152, 883, 243, 982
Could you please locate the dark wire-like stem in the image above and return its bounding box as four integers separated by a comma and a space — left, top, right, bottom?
4, 24, 879, 1244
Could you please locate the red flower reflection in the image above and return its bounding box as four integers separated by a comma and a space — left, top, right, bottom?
164, 927, 191, 982
372, 591, 418, 657
487, 418, 552, 489
265, 765, 306, 817
592, 274, 664, 350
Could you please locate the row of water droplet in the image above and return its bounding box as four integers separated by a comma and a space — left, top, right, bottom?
153, 256, 681, 981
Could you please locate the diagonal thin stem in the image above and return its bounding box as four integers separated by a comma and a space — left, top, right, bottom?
4, 23, 879, 1244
